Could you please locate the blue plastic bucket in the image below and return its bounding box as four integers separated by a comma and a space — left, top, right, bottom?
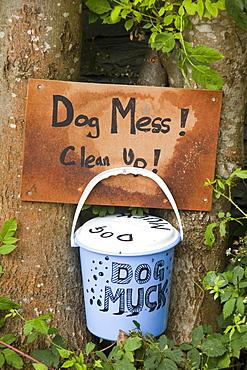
71, 167, 183, 341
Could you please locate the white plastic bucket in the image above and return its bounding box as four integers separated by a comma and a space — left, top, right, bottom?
71, 167, 183, 341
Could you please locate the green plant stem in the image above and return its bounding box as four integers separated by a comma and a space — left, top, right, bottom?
214, 189, 247, 218
0, 340, 46, 365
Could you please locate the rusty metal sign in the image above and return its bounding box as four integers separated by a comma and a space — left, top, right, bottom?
21, 79, 222, 211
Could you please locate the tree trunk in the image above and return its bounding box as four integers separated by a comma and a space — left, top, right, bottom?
0, 0, 92, 355
139, 12, 247, 343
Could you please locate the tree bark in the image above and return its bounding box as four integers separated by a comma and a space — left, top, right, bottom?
138, 13, 247, 342
0, 0, 93, 355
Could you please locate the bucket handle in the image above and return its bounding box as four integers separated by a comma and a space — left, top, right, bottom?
71, 167, 183, 247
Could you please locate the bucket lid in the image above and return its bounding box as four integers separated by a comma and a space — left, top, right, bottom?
74, 213, 181, 256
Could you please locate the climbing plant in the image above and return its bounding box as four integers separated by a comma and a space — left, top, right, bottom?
84, 0, 227, 90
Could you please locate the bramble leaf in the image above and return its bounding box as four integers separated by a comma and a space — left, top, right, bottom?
192, 64, 224, 90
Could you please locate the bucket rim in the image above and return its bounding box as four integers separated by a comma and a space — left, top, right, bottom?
75, 233, 181, 256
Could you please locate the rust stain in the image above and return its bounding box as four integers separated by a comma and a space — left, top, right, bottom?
21, 79, 222, 211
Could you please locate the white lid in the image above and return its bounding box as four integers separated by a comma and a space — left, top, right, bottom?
74, 213, 181, 256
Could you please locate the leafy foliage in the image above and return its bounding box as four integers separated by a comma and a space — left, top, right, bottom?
226, 0, 247, 32
84, 0, 226, 90
204, 168, 247, 247
0, 171, 247, 370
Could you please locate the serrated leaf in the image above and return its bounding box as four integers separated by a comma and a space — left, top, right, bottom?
201, 338, 227, 357
113, 358, 136, 370
3, 237, 19, 244
85, 0, 112, 15
187, 348, 201, 367
3, 348, 23, 369
237, 296, 245, 315
0, 296, 20, 310
0, 244, 18, 255
232, 266, 245, 286
192, 326, 204, 346
160, 358, 178, 370
192, 64, 224, 90
152, 32, 176, 53
0, 334, 16, 345
179, 343, 193, 351
0, 218, 17, 240
226, 0, 247, 32
158, 334, 168, 350
33, 319, 49, 334
27, 331, 39, 344
124, 337, 142, 352
31, 348, 58, 367
0, 352, 5, 367
223, 298, 236, 318
191, 45, 224, 63
163, 348, 183, 362
23, 320, 35, 335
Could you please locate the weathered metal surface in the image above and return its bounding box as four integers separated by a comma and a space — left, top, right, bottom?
21, 79, 222, 210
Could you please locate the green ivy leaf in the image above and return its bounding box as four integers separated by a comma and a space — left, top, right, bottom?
192, 64, 224, 90
2, 348, 23, 369
85, 0, 112, 15
226, 0, 247, 32
191, 45, 224, 63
